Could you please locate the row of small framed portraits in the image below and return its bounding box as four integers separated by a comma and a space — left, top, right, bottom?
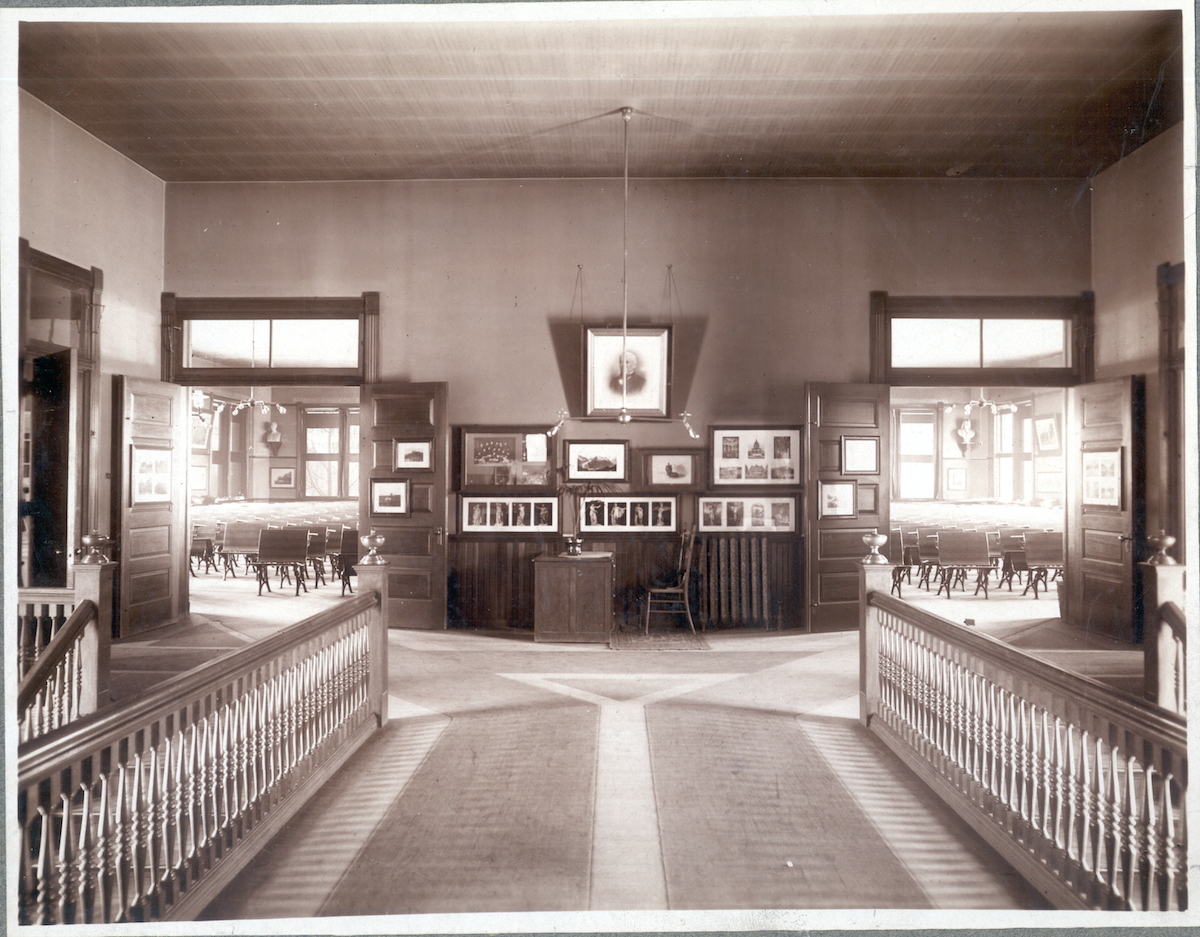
452, 424, 807, 492
455, 494, 800, 535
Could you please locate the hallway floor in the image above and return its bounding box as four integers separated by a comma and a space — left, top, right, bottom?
103, 566, 1151, 923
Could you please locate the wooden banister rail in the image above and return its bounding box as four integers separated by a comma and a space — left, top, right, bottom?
1157, 601, 1186, 716
1141, 562, 1187, 715
1160, 600, 1185, 642
17, 562, 116, 741
17, 564, 391, 925
858, 564, 1187, 911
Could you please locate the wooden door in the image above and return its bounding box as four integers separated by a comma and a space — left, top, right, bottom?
110, 375, 189, 636
359, 382, 449, 629
1065, 376, 1146, 642
804, 382, 891, 631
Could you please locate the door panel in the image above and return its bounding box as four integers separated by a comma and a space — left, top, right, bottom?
804, 382, 891, 631
111, 375, 188, 636
359, 382, 449, 629
1065, 376, 1145, 642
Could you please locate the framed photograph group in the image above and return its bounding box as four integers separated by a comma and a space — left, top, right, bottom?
460, 495, 560, 533
697, 496, 795, 533
1082, 448, 1122, 507
710, 426, 800, 486
639, 448, 704, 490
458, 426, 554, 491
565, 439, 629, 482
578, 495, 677, 533
370, 478, 411, 516
584, 325, 671, 418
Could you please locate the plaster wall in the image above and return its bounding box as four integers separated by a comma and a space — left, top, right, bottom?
164, 176, 1092, 436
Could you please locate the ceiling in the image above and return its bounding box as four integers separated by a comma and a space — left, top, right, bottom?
17, 7, 1184, 184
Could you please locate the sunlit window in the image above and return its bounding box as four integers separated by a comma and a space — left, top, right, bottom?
890, 317, 1070, 370
303, 408, 359, 498
897, 410, 936, 499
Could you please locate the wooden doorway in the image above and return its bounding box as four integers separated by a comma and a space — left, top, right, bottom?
1064, 375, 1146, 643
359, 382, 449, 629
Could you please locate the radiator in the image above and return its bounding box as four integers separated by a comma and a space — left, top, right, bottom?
698, 535, 773, 628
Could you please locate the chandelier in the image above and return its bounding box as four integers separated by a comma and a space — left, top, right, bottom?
943, 387, 1016, 417
194, 387, 286, 416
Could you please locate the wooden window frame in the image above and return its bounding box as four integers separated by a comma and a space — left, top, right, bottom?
162, 293, 380, 386
870, 292, 1094, 387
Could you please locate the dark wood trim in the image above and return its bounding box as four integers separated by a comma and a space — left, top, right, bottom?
170, 296, 366, 317
887, 367, 1078, 387
869, 291, 888, 383
363, 291, 380, 384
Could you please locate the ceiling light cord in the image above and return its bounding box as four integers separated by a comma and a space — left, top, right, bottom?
619, 106, 632, 423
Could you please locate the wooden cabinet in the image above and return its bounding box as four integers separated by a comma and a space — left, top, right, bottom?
533, 551, 613, 643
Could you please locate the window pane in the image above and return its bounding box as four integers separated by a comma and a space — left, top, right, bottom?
346, 460, 359, 498
186, 319, 270, 368
899, 463, 935, 499
307, 426, 339, 454
997, 456, 1013, 501
898, 419, 935, 456
305, 459, 337, 498
347, 410, 360, 455
981, 319, 1067, 367
891, 319, 980, 368
270, 320, 359, 368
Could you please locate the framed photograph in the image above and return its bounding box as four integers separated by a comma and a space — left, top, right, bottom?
190, 412, 213, 450
131, 445, 172, 503
946, 466, 967, 491
1034, 415, 1061, 454
638, 448, 705, 490
565, 439, 629, 482
818, 479, 858, 518
1082, 448, 1122, 507
578, 495, 677, 533
697, 496, 796, 533
394, 439, 433, 472
709, 425, 801, 487
269, 467, 295, 489
370, 478, 411, 516
460, 495, 560, 534
458, 426, 554, 491
584, 325, 671, 418
840, 435, 879, 475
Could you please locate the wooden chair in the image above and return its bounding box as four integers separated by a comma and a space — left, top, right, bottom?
219, 522, 263, 579
332, 528, 359, 596
997, 528, 1028, 590
1021, 531, 1064, 598
305, 527, 328, 587
934, 530, 993, 598
188, 536, 216, 576
643, 525, 696, 634
247, 528, 311, 596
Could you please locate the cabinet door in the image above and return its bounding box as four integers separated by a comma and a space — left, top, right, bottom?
574, 562, 611, 635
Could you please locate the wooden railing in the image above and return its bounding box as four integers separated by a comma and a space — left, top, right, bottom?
17, 562, 116, 742
858, 564, 1187, 911
1141, 562, 1186, 715
16, 564, 391, 925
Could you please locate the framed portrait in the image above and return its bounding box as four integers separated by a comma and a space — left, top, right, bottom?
394, 439, 433, 472
269, 467, 296, 489
818, 479, 858, 518
840, 435, 879, 475
697, 496, 796, 533
1034, 415, 1061, 454
370, 478, 411, 516
190, 412, 213, 450
584, 325, 671, 418
709, 425, 801, 487
460, 495, 560, 534
1082, 448, 1122, 507
565, 439, 629, 482
946, 466, 967, 491
578, 495, 677, 533
457, 426, 554, 491
638, 448, 705, 490
131, 445, 172, 504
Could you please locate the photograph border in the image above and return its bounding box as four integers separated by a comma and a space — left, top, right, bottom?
456, 425, 556, 492
709, 425, 802, 488
583, 325, 671, 418
565, 438, 630, 482
370, 478, 412, 517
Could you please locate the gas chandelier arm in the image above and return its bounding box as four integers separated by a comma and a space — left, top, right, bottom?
943, 387, 1016, 416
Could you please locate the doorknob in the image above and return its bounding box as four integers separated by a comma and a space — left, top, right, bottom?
435, 526, 444, 545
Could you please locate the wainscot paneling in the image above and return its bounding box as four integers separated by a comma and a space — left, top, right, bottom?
448, 533, 803, 631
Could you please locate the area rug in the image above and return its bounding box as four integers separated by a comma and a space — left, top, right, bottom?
609, 630, 711, 650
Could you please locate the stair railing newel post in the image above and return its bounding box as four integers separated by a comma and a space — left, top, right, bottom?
857, 531, 894, 729
354, 530, 390, 728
